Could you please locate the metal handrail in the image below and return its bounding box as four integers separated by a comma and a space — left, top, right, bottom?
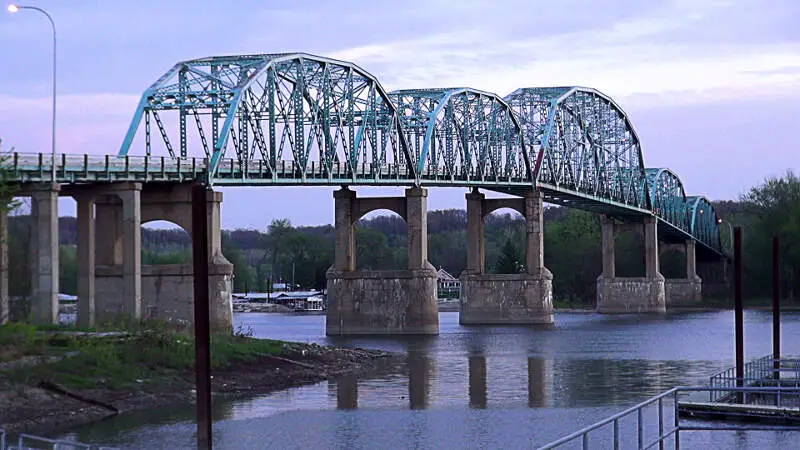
0, 428, 116, 450
537, 386, 800, 450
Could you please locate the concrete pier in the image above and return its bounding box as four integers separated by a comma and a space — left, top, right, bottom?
326, 187, 439, 335
459, 190, 554, 325
29, 184, 60, 325
596, 216, 666, 313
75, 193, 96, 327
663, 240, 703, 306
69, 183, 234, 331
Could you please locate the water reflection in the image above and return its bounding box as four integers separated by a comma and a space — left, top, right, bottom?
408, 350, 432, 409
468, 355, 487, 409
528, 357, 547, 408
335, 374, 358, 410
52, 311, 800, 449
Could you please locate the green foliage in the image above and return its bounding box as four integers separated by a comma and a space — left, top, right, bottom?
0, 322, 283, 390
736, 170, 800, 299
59, 244, 77, 295
0, 142, 20, 212
494, 238, 523, 273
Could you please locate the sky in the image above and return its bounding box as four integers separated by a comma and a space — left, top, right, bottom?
1, 0, 799, 229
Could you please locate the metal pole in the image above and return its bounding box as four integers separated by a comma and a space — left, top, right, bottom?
192, 184, 212, 449
9, 6, 57, 180
772, 235, 780, 380
734, 227, 744, 389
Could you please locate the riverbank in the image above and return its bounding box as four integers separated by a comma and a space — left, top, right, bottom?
0, 324, 404, 434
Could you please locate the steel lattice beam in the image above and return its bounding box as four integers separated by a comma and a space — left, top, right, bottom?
112, 52, 727, 257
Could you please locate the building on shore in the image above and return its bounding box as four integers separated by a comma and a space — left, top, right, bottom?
436, 268, 461, 299
232, 290, 325, 311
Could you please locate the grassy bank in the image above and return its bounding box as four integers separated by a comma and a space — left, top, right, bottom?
0, 322, 402, 434
0, 323, 283, 391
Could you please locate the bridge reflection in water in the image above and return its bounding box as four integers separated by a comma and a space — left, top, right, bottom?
330, 354, 550, 411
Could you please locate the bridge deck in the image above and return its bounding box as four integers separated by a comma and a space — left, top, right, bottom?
4, 152, 720, 255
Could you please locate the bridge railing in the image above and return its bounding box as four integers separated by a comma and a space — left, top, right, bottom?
536, 385, 800, 449
0, 429, 118, 450
212, 157, 414, 182
708, 355, 800, 402
4, 152, 206, 183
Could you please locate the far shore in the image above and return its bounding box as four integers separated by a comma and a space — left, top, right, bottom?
230, 301, 800, 315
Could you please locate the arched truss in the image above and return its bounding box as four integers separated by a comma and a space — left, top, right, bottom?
687, 196, 722, 253
388, 88, 530, 182
119, 53, 413, 180
505, 87, 649, 210
646, 168, 689, 233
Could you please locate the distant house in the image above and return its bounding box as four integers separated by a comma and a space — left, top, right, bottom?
232, 290, 325, 311
436, 268, 461, 299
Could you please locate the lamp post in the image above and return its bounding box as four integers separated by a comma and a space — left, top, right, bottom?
8, 4, 57, 181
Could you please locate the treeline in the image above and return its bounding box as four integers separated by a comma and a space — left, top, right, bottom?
6, 171, 799, 306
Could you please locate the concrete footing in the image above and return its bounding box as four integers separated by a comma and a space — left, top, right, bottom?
596, 275, 667, 313
459, 271, 554, 324
665, 277, 702, 306
325, 265, 439, 335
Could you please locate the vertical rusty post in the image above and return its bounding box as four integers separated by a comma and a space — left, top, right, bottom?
734, 227, 744, 389
772, 235, 780, 380
192, 183, 212, 449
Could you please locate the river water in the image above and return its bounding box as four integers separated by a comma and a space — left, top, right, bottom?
58, 310, 799, 449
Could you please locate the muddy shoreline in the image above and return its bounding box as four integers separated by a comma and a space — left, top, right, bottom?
0, 341, 405, 435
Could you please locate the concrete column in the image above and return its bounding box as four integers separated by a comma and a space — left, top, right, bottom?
406, 187, 428, 270
30, 185, 60, 325
206, 190, 224, 256
524, 190, 544, 274
465, 190, 485, 273
76, 194, 95, 327
119, 186, 142, 319
601, 216, 615, 278
0, 209, 8, 325
333, 188, 356, 271
644, 216, 659, 278
686, 239, 697, 279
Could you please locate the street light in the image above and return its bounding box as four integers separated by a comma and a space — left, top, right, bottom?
8, 4, 57, 181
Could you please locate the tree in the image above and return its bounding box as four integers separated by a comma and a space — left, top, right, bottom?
494, 238, 523, 274
0, 139, 20, 212
741, 170, 800, 299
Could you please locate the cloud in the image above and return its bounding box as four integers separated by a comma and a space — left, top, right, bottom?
0, 93, 140, 155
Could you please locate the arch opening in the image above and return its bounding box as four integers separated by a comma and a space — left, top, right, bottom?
355, 210, 408, 271
615, 227, 645, 278
660, 246, 687, 279
141, 220, 191, 265
483, 208, 525, 274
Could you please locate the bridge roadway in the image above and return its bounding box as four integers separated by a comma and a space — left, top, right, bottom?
0, 52, 732, 335
6, 152, 724, 258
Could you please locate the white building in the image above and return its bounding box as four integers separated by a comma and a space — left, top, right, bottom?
436, 268, 461, 299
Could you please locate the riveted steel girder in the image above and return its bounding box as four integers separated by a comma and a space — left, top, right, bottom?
389, 88, 531, 183
119, 53, 413, 182
504, 87, 649, 211
109, 53, 727, 257
646, 168, 690, 233
687, 196, 722, 252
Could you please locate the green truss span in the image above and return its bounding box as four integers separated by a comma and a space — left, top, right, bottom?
7, 52, 726, 257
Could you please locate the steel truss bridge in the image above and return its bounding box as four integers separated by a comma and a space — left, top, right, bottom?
4, 52, 727, 257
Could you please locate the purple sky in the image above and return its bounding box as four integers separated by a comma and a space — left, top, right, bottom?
2, 0, 799, 229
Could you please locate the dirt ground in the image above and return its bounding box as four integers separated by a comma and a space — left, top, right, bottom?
0, 342, 404, 434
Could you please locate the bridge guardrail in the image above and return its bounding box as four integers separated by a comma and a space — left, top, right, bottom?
4, 152, 206, 183
0, 429, 118, 450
